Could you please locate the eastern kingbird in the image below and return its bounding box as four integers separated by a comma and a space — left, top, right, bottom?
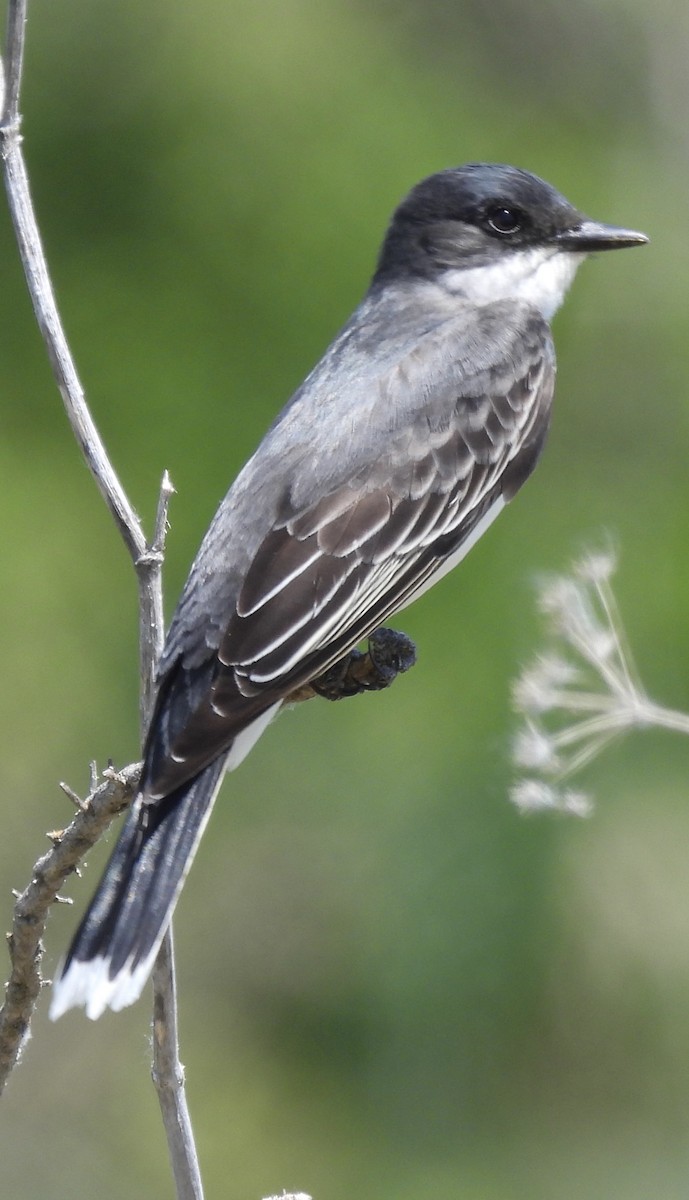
50, 163, 647, 1019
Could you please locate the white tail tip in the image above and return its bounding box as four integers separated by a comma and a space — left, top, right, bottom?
49, 949, 158, 1020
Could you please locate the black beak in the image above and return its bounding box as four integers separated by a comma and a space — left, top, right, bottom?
556, 219, 649, 252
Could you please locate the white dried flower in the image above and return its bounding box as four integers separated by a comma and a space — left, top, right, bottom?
512, 721, 561, 772
585, 628, 617, 664
512, 654, 580, 715
561, 790, 594, 819
263, 1194, 312, 1200
574, 547, 617, 584
510, 780, 593, 819
537, 577, 582, 625
510, 547, 689, 816
510, 780, 559, 814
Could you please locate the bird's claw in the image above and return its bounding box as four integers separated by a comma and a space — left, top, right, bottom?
309, 627, 417, 702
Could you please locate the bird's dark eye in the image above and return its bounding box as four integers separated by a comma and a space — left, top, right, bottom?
485, 205, 522, 236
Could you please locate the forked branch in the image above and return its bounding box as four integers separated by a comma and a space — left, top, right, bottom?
0, 2, 202, 1196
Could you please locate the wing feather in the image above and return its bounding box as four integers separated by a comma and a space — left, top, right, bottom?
225, 348, 553, 688
146, 299, 555, 797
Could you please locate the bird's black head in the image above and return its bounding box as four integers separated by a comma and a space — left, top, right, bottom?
373, 163, 647, 289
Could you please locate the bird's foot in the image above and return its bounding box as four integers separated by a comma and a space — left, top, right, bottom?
308, 627, 417, 702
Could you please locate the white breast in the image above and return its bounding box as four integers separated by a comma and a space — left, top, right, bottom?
442, 246, 585, 320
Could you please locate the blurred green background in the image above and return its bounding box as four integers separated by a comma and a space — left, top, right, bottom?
1, 1, 688, 1197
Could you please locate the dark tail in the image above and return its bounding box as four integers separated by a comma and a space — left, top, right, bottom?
49, 759, 226, 1020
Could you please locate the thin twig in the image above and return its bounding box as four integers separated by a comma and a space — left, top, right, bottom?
138, 477, 203, 1200
1, 3, 145, 560
0, 0, 24, 121
137, 470, 175, 734
0, 3, 204, 1195
152, 927, 204, 1200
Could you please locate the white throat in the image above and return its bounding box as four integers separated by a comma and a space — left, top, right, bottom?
441, 246, 586, 320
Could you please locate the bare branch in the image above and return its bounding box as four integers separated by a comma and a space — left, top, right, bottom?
0, 1, 146, 563
136, 474, 204, 1200
1, 0, 26, 123
137, 470, 175, 736
0, 4, 204, 1195
0, 763, 140, 1095
152, 928, 204, 1200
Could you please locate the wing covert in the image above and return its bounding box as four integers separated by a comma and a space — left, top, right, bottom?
147, 299, 555, 795
221, 338, 554, 693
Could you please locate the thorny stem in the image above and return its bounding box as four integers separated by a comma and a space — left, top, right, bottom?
0, 765, 141, 1095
